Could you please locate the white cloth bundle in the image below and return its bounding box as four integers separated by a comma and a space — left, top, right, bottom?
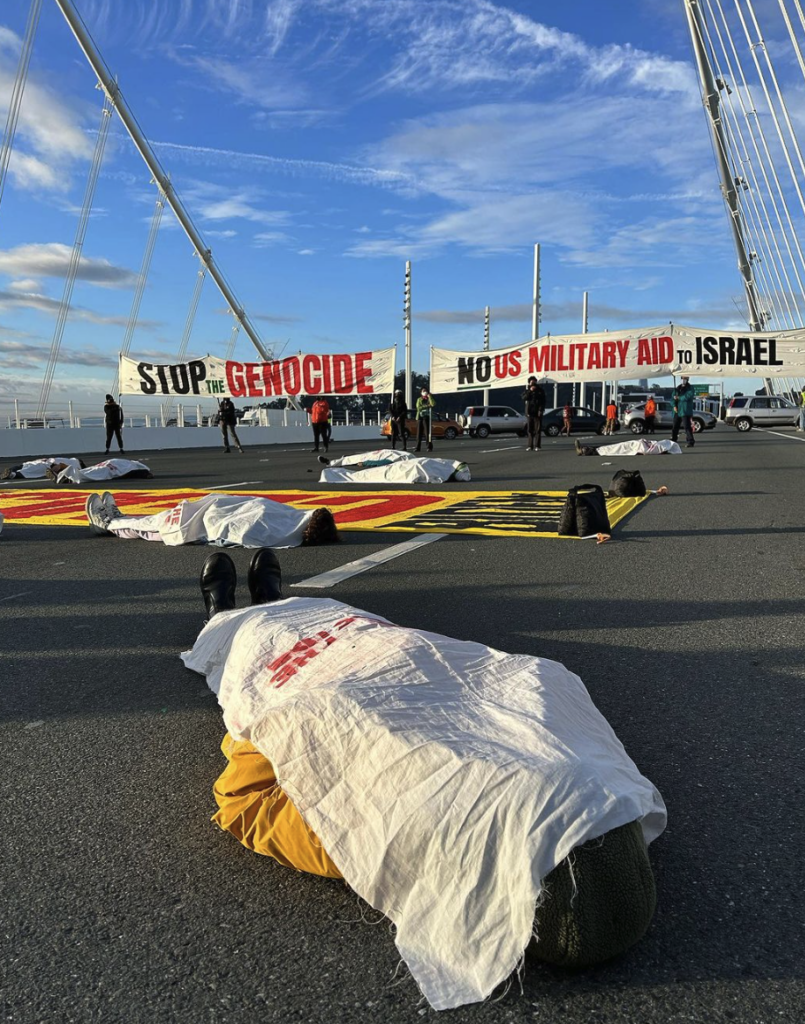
56, 458, 151, 484
597, 438, 681, 457
109, 494, 314, 548
183, 597, 666, 1010
320, 449, 470, 483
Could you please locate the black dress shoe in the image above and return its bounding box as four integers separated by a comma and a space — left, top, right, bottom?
248, 548, 283, 605
200, 552, 237, 621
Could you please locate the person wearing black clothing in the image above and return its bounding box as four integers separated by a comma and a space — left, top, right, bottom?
219, 397, 244, 453
522, 377, 545, 451
104, 394, 125, 454
388, 390, 408, 449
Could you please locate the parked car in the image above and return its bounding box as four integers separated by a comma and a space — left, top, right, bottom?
458, 406, 527, 439
380, 412, 464, 441
724, 395, 799, 431
624, 399, 717, 434
542, 406, 618, 437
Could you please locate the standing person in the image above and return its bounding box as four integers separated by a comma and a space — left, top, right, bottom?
671, 376, 695, 448
104, 394, 125, 454
643, 396, 657, 435
561, 402, 573, 437
309, 397, 330, 453
799, 384, 805, 431
414, 388, 435, 452
522, 376, 545, 451
604, 398, 618, 435
219, 397, 244, 454
388, 390, 408, 450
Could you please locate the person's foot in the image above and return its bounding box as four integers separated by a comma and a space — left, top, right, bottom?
318, 455, 331, 465
414, 447, 421, 452
119, 449, 125, 454
104, 450, 110, 455
527, 446, 533, 450
324, 446, 329, 452
248, 548, 283, 605
0, 468, 17, 480
238, 447, 244, 454
574, 439, 582, 455
200, 552, 237, 621
310, 448, 319, 452
100, 491, 122, 520
685, 443, 694, 448
85, 493, 115, 536
223, 447, 231, 453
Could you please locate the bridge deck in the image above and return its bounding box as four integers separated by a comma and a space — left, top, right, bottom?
2, 427, 804, 1022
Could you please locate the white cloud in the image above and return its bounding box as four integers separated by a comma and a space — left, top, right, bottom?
0, 33, 91, 193
297, 248, 315, 255
0, 286, 158, 328
0, 243, 137, 287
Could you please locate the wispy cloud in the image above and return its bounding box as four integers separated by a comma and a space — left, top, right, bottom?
417, 298, 745, 327
0, 30, 91, 193
0, 287, 159, 328
213, 306, 302, 324
0, 243, 137, 287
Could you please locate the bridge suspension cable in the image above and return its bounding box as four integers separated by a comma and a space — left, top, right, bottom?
684, 0, 805, 398
0, 0, 43, 215
111, 185, 166, 396
36, 91, 113, 419
51, 0, 271, 362
161, 262, 207, 424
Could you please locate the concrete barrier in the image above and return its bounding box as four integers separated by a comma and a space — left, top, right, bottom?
0, 425, 383, 460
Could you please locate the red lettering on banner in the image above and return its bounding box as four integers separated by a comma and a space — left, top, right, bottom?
528, 346, 550, 374
226, 361, 246, 397
494, 354, 508, 378
262, 361, 283, 395
636, 338, 651, 365
509, 350, 522, 375
658, 335, 673, 363
587, 345, 601, 369
602, 341, 617, 367
322, 356, 333, 394
354, 352, 372, 394
245, 363, 262, 396
303, 355, 323, 395
332, 354, 352, 393
282, 357, 301, 394
616, 339, 630, 366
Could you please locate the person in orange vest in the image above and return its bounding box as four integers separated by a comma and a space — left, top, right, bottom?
309, 398, 331, 453
604, 399, 618, 435
643, 396, 657, 435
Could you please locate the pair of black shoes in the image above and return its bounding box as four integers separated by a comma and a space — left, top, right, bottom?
200, 548, 282, 621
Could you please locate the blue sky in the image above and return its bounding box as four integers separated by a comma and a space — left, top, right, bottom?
0, 0, 800, 413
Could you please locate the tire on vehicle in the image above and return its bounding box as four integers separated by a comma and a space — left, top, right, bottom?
692, 418, 704, 433
476, 424, 491, 439
516, 429, 527, 438
629, 419, 645, 435
444, 427, 457, 439
546, 424, 560, 437
735, 417, 752, 432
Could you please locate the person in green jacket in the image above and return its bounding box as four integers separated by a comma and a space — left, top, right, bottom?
414, 388, 435, 452
671, 375, 696, 448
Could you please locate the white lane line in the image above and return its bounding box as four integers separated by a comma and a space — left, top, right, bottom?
479, 445, 523, 453
0, 592, 32, 603
756, 428, 805, 442
206, 480, 263, 489
291, 534, 446, 589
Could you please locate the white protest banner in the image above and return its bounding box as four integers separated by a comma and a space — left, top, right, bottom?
429, 325, 805, 392
119, 348, 396, 398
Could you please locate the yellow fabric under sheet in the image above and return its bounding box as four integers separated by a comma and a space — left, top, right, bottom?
212, 733, 342, 879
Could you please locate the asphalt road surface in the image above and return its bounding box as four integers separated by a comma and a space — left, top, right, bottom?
1, 425, 804, 1024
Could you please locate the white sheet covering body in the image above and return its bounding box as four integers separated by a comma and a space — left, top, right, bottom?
183, 598, 667, 1010
13, 457, 83, 479
108, 494, 314, 547
320, 449, 470, 483
596, 438, 681, 457
57, 458, 151, 484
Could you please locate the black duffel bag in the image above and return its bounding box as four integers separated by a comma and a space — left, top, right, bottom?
608, 469, 646, 498
558, 483, 612, 538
